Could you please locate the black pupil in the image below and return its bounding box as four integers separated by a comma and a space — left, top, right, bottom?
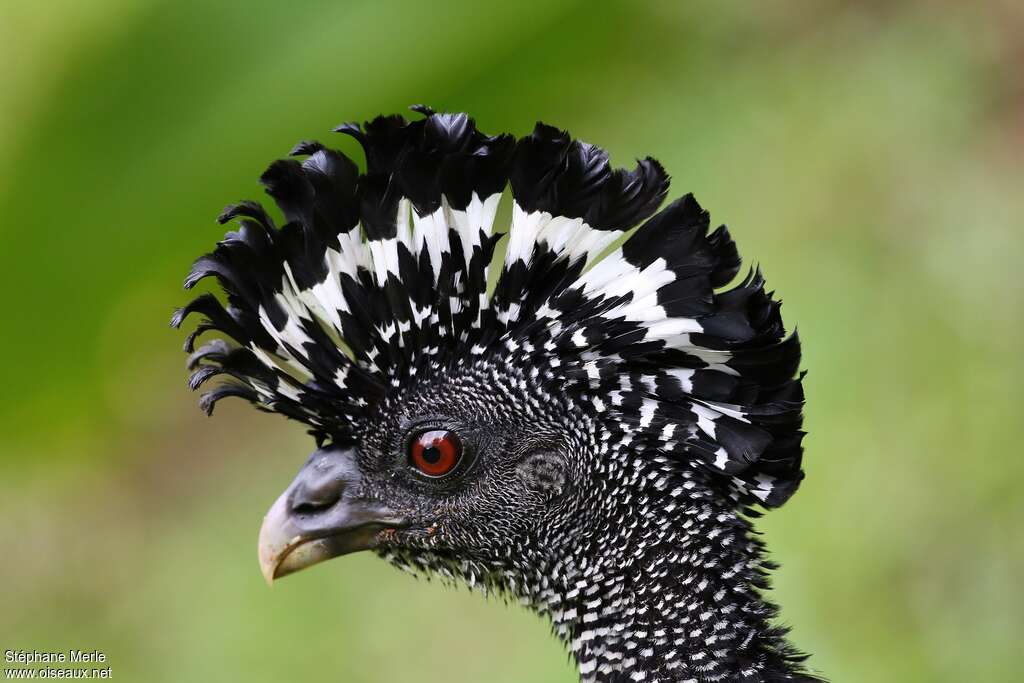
421, 443, 442, 464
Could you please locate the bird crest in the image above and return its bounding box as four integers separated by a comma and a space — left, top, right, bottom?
173, 106, 805, 509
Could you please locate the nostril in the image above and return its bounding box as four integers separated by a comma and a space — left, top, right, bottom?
292, 499, 331, 515
290, 476, 346, 515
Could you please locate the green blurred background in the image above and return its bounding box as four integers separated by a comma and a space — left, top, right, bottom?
2, 1, 1022, 681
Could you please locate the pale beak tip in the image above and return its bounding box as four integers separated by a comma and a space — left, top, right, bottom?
258, 546, 277, 586
259, 556, 277, 586
258, 492, 294, 587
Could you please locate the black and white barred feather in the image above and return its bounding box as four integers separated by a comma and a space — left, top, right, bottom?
173, 106, 805, 510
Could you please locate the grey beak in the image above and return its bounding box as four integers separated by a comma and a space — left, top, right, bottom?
257, 445, 405, 584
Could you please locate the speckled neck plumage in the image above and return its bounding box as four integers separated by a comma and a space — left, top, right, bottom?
528, 453, 810, 682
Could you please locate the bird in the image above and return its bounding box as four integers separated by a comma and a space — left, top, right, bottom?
172, 106, 817, 683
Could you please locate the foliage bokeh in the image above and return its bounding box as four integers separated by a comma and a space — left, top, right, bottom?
2, 1, 1022, 681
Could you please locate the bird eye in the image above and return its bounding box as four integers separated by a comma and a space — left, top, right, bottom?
409, 429, 462, 477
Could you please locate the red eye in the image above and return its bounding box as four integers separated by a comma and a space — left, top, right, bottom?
409, 430, 462, 477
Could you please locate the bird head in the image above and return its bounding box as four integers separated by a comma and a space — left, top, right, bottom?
256, 354, 591, 585
173, 107, 807, 678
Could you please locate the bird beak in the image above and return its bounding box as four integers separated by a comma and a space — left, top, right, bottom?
257, 445, 405, 585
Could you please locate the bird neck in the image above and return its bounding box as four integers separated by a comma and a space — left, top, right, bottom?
527, 461, 812, 682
